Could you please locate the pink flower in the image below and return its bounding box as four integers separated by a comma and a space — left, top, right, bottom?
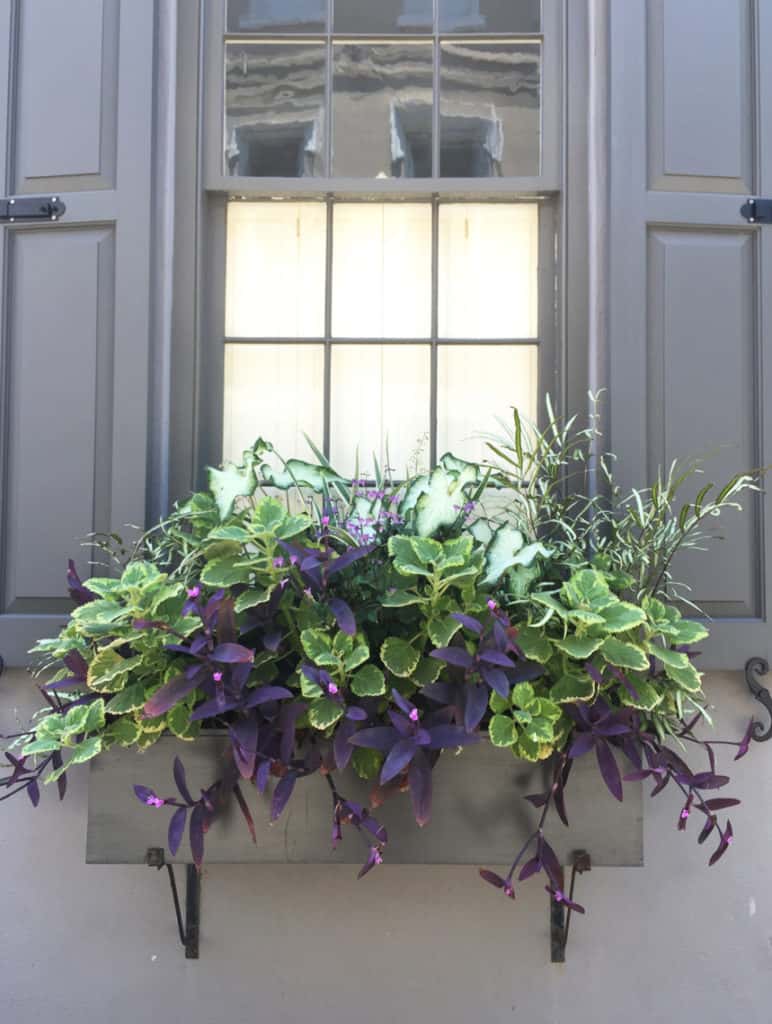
213, 671, 223, 683
409, 708, 419, 723
187, 586, 201, 599
487, 599, 498, 612
273, 556, 285, 569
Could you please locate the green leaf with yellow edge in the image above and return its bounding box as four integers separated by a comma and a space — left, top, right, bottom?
251, 497, 286, 533
388, 536, 431, 577
352, 747, 382, 781
665, 660, 703, 694
381, 637, 421, 678
489, 691, 510, 714
105, 684, 145, 715
201, 558, 251, 587
301, 628, 339, 668
351, 665, 386, 698
382, 590, 425, 608
489, 714, 517, 748
601, 637, 649, 672
512, 682, 536, 710
600, 602, 647, 633
413, 658, 443, 686
437, 535, 474, 571
167, 702, 200, 740
550, 675, 595, 703
104, 718, 141, 747
308, 697, 345, 731
516, 626, 553, 664
343, 641, 370, 673
619, 679, 663, 712
235, 587, 275, 613
87, 648, 136, 693
670, 619, 710, 645
428, 615, 463, 648
525, 717, 554, 744
650, 646, 690, 672
21, 737, 61, 756
552, 636, 603, 660
410, 537, 443, 564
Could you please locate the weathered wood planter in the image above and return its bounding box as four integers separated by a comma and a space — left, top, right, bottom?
87, 737, 643, 868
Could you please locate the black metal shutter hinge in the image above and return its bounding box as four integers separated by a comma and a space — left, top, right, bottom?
741, 198, 772, 224
0, 196, 66, 223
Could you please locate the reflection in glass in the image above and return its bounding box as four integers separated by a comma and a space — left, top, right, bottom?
227, 0, 327, 33
225, 43, 326, 177
437, 345, 538, 462
334, 0, 433, 33
440, 42, 540, 177
332, 204, 432, 338
439, 0, 540, 33
438, 203, 539, 339
333, 43, 433, 178
330, 346, 430, 476
223, 344, 325, 464
226, 202, 327, 338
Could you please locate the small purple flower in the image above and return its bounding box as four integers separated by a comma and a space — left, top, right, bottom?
328, 682, 339, 696
273, 556, 285, 569
321, 515, 330, 528
409, 708, 419, 723
213, 671, 223, 683
487, 599, 498, 612
289, 554, 299, 566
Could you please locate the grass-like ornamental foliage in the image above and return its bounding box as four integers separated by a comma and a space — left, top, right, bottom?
1, 402, 760, 911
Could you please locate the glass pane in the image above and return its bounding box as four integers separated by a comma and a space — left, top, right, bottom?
334, 0, 433, 33
437, 345, 538, 462
223, 344, 325, 464
225, 43, 326, 177
438, 203, 538, 339
332, 204, 432, 338
226, 202, 327, 338
440, 42, 540, 177
439, 0, 540, 33
227, 0, 327, 33
330, 346, 431, 477
333, 43, 433, 178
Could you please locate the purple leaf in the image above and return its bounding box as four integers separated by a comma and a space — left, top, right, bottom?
464, 683, 488, 732
479, 869, 506, 889
357, 845, 384, 879
63, 650, 89, 679
244, 685, 293, 708
478, 650, 516, 669
688, 772, 730, 791
210, 643, 254, 664
189, 804, 205, 870
256, 759, 271, 794
173, 756, 194, 805
430, 647, 474, 670
143, 669, 205, 718
345, 706, 368, 722
388, 710, 414, 737
510, 660, 545, 684
233, 783, 257, 845
568, 732, 595, 759
328, 598, 356, 636
408, 749, 432, 827
703, 797, 741, 811
229, 718, 258, 780
451, 613, 483, 635
480, 665, 511, 698
26, 780, 40, 808
349, 726, 399, 752
421, 681, 455, 705
271, 772, 297, 822
391, 688, 416, 718
524, 792, 549, 808
708, 821, 734, 866
51, 751, 67, 801
326, 543, 376, 577
168, 806, 187, 856
539, 839, 564, 889
518, 856, 542, 882
66, 559, 97, 605
380, 738, 418, 784
596, 739, 623, 802
334, 719, 358, 771
734, 718, 755, 760
134, 785, 164, 808
698, 816, 716, 845
426, 725, 479, 750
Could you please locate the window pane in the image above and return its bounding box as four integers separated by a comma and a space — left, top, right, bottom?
227, 0, 327, 33
439, 0, 540, 33
225, 43, 326, 178
330, 346, 430, 476
334, 0, 433, 33
438, 204, 538, 339
223, 344, 325, 464
440, 42, 540, 177
437, 345, 538, 462
333, 43, 433, 178
332, 204, 432, 339
226, 202, 327, 338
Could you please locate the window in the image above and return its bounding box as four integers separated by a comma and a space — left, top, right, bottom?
204, 0, 561, 480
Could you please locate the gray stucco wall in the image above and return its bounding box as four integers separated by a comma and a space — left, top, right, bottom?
2, 667, 770, 1023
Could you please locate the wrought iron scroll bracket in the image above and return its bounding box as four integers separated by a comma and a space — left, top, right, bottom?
146, 848, 200, 959
550, 850, 591, 964
744, 658, 772, 743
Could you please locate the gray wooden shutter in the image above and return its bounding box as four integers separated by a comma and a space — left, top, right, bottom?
609, 0, 772, 668
0, 0, 155, 665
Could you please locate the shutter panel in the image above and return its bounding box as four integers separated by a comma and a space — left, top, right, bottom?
0, 0, 155, 665
609, 0, 772, 668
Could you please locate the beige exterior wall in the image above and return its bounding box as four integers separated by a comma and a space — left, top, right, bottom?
2, 667, 770, 1023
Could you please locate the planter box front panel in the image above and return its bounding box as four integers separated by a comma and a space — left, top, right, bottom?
87, 737, 643, 867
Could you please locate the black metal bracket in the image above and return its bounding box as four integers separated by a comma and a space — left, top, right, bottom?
146, 848, 200, 959
740, 198, 772, 224
744, 658, 772, 743
0, 195, 65, 223
550, 850, 591, 963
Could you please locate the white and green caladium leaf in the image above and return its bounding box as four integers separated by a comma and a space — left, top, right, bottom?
414, 465, 479, 537
381, 637, 421, 678
208, 456, 258, 521
551, 636, 604, 660
263, 459, 344, 493
482, 526, 523, 584
600, 637, 649, 672
489, 714, 517, 748
308, 697, 344, 731
351, 665, 386, 697
599, 602, 647, 633
550, 675, 595, 703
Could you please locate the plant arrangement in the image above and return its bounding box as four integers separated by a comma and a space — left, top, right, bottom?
0, 404, 759, 914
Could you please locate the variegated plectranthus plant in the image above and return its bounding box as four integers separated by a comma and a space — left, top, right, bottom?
0, 402, 759, 913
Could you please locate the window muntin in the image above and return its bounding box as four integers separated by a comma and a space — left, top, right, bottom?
223, 199, 541, 476
222, 3, 544, 180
